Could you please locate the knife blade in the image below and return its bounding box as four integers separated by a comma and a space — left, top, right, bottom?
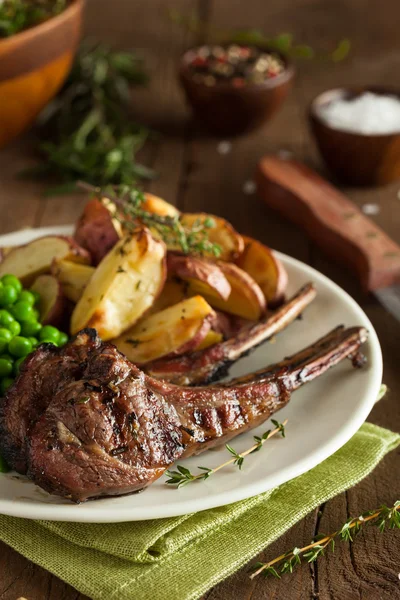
255, 156, 400, 323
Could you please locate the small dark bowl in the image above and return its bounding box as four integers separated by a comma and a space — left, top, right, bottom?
309, 87, 400, 186
179, 46, 294, 137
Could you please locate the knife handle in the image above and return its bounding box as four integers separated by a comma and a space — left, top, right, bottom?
256, 156, 400, 292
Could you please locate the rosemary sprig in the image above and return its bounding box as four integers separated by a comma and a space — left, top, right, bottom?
21, 43, 152, 194
250, 500, 400, 579
78, 182, 222, 257
168, 9, 350, 62
0, 0, 68, 37
165, 419, 287, 487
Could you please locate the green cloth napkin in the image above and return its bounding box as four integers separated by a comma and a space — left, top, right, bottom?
0, 422, 398, 600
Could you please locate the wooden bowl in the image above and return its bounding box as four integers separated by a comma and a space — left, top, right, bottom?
179, 47, 294, 137
0, 0, 84, 148
309, 87, 400, 186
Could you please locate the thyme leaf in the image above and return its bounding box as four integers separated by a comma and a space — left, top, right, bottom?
165, 419, 287, 487
249, 501, 400, 580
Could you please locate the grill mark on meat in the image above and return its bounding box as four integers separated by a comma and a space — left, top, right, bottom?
0, 324, 368, 501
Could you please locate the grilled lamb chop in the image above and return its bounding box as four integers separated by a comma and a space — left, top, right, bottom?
1, 325, 366, 502
145, 283, 317, 385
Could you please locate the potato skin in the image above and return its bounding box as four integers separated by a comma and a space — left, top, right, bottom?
31, 274, 69, 328
74, 198, 122, 265
71, 229, 166, 340
0, 236, 90, 286
237, 236, 288, 307
167, 253, 231, 301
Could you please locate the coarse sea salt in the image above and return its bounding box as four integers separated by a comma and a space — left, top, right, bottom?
318, 92, 400, 135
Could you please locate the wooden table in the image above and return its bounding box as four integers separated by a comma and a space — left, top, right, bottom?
1, 1, 399, 598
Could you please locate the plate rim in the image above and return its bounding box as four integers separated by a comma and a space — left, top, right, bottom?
0, 225, 382, 522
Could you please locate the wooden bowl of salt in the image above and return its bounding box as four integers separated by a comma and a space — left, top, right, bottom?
309, 87, 400, 186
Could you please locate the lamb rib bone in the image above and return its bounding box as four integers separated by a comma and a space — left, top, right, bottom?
145, 282, 317, 385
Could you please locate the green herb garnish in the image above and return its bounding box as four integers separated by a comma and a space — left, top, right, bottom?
165, 419, 287, 487
0, 0, 69, 38
250, 501, 400, 580
21, 43, 152, 194
76, 396, 90, 405
79, 182, 222, 257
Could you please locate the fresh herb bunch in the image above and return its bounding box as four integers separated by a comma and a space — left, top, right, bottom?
165, 419, 287, 487
0, 0, 68, 37
169, 9, 350, 62
80, 182, 222, 257
23, 43, 153, 194
250, 501, 400, 580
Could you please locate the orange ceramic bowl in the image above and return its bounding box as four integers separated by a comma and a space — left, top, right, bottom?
0, 0, 84, 148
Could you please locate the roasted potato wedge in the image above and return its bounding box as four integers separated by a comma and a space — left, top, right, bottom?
74, 197, 122, 265
167, 253, 231, 301
71, 229, 166, 340
31, 275, 68, 328
237, 236, 288, 307
195, 329, 223, 351
200, 262, 266, 320
141, 193, 180, 218
113, 295, 213, 363
178, 213, 244, 262
0, 236, 90, 286
147, 279, 187, 314
52, 260, 95, 303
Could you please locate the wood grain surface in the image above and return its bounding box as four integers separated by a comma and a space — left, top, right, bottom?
0, 1, 399, 599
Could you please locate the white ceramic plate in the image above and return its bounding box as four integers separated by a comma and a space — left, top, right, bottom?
0, 226, 382, 522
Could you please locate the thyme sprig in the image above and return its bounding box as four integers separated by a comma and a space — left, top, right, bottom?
250, 501, 400, 580
22, 43, 152, 194
78, 182, 222, 257
165, 419, 287, 487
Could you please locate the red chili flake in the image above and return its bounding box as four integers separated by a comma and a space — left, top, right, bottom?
216, 56, 227, 63
232, 77, 245, 88
191, 56, 208, 68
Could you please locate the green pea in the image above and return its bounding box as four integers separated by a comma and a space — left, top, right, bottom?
20, 320, 42, 337
39, 326, 60, 345
0, 377, 14, 395
0, 340, 7, 354
0, 285, 18, 307
18, 290, 36, 306
11, 301, 34, 322
58, 332, 69, 346
1, 275, 22, 294
8, 321, 21, 337
0, 354, 13, 361
0, 358, 13, 377
8, 336, 33, 358
39, 338, 57, 346
0, 328, 13, 342
13, 356, 25, 375
28, 337, 39, 348
31, 290, 41, 304
0, 309, 14, 327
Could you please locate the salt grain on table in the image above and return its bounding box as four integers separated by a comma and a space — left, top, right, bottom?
362, 203, 380, 215
318, 92, 400, 134
217, 141, 232, 155
243, 180, 256, 194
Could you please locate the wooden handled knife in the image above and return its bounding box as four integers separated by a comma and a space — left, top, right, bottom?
256, 155, 400, 322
